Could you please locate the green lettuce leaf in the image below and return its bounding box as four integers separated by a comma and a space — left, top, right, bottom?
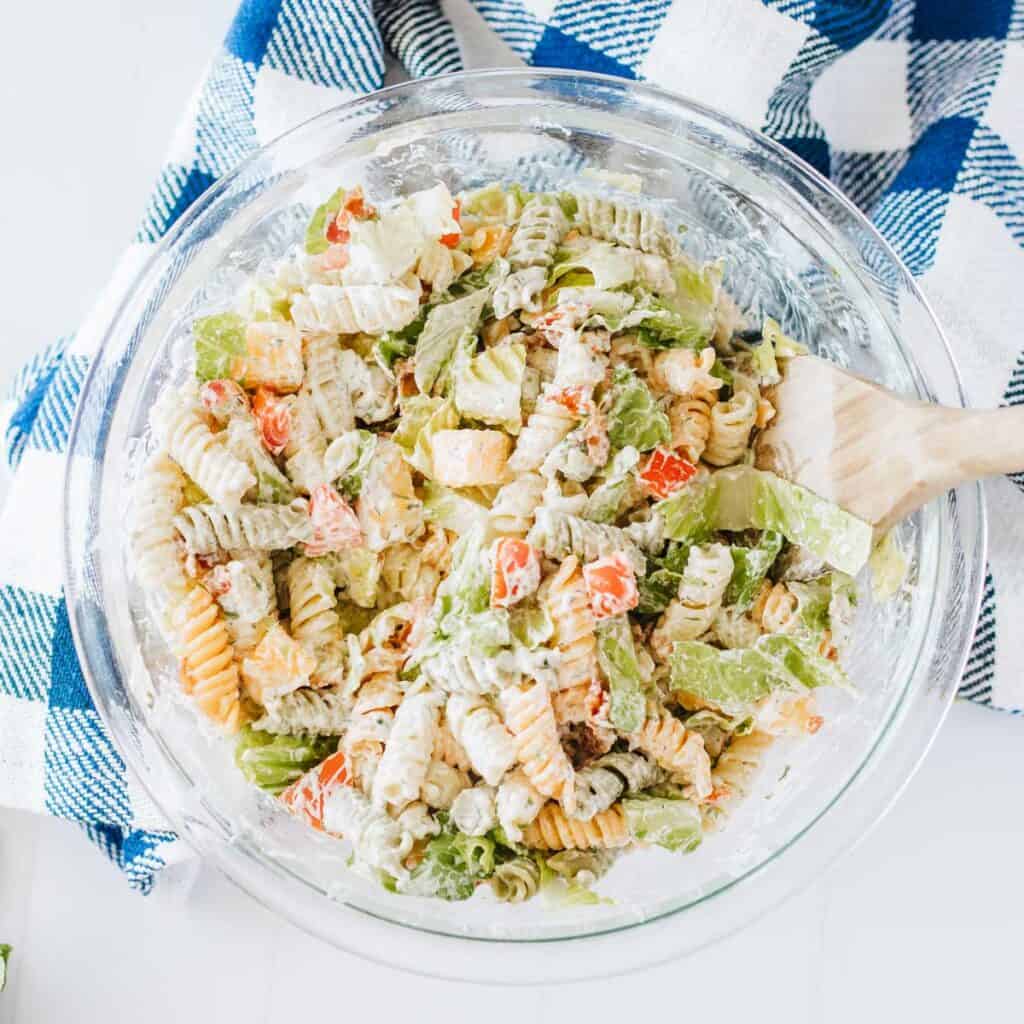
406, 828, 493, 901
304, 187, 345, 255
508, 601, 555, 649
669, 634, 849, 716
622, 796, 702, 852
636, 565, 682, 616
659, 467, 872, 577
0, 944, 9, 993
454, 342, 526, 433
414, 289, 490, 394
331, 430, 377, 501
606, 366, 671, 452
725, 531, 784, 610
393, 396, 460, 479
436, 524, 492, 623
550, 239, 637, 290
193, 313, 246, 381
374, 306, 427, 375
234, 727, 335, 795
584, 446, 639, 524
763, 316, 808, 358
633, 259, 721, 349
422, 480, 492, 534
596, 616, 648, 733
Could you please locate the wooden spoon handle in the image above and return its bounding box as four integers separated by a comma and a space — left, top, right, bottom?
916, 404, 1024, 483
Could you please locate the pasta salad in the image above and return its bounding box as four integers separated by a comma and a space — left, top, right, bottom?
130, 180, 874, 904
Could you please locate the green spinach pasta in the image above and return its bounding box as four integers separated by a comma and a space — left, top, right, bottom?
130, 179, 876, 903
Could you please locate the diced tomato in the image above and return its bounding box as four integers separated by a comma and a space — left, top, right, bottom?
325, 187, 376, 245
199, 379, 248, 421
582, 552, 639, 619
305, 484, 362, 557
325, 217, 349, 245
281, 750, 351, 832
491, 537, 541, 608
440, 200, 462, 248
252, 387, 292, 455
549, 384, 594, 417
639, 446, 697, 500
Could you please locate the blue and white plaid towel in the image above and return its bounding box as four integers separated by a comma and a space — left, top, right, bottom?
2, 0, 1022, 892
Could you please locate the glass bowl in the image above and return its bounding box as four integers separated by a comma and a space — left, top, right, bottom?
63, 69, 985, 983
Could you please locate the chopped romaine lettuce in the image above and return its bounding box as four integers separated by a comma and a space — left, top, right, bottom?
788, 577, 833, 635
422, 480, 491, 534
596, 616, 648, 732
304, 187, 345, 255
0, 945, 9, 993
406, 827, 494, 901
454, 343, 526, 433
659, 467, 872, 576
550, 239, 637, 291
763, 317, 808, 358
622, 796, 702, 852
669, 634, 849, 715
333, 547, 381, 608
605, 366, 671, 452
508, 601, 555, 649
331, 430, 377, 500
633, 259, 721, 349
374, 306, 427, 375
725, 530, 783, 610
750, 339, 780, 384
414, 288, 490, 394
392, 396, 460, 479
234, 727, 335, 795
193, 313, 246, 381
636, 565, 683, 616
584, 446, 639, 524
436, 524, 492, 622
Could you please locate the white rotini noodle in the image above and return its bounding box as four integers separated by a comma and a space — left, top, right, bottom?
253, 685, 350, 734
571, 193, 681, 258
356, 440, 424, 550
174, 500, 311, 555
507, 195, 569, 270
223, 417, 295, 502
321, 785, 413, 879
499, 681, 575, 807
491, 266, 548, 319
434, 714, 473, 773
396, 802, 441, 842
542, 556, 597, 692
373, 690, 442, 809
289, 274, 422, 335
495, 769, 546, 842
152, 389, 255, 508
446, 694, 518, 786
304, 334, 355, 439
571, 752, 663, 821
507, 391, 576, 473
344, 675, 403, 791
653, 348, 722, 464
528, 508, 646, 575
488, 473, 545, 536
704, 390, 757, 467
380, 524, 451, 603
416, 239, 473, 294
338, 348, 397, 424
130, 453, 188, 598
417, 643, 560, 696
421, 759, 472, 811
651, 543, 733, 660
283, 389, 327, 494
287, 556, 339, 649
449, 784, 497, 835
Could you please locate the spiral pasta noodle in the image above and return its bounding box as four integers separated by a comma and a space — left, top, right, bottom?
543, 556, 597, 693
173, 585, 243, 733
254, 685, 349, 735
131, 453, 188, 597
500, 681, 575, 806
704, 730, 774, 830
572, 752, 663, 821
490, 858, 542, 903
304, 334, 355, 440
571, 193, 681, 259
174, 500, 310, 555
632, 709, 712, 799
651, 543, 733, 660
287, 556, 339, 649
508, 392, 577, 473
705, 390, 758, 467
289, 275, 422, 335
522, 802, 630, 851
446, 694, 518, 786
507, 195, 569, 270
488, 473, 545, 537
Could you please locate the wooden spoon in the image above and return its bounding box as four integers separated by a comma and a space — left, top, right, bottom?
754, 354, 1024, 532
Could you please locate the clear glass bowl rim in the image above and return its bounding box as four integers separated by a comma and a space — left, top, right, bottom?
62, 68, 987, 982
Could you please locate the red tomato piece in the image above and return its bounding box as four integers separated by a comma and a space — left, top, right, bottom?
549, 384, 594, 417
582, 552, 639, 619
251, 387, 292, 455
639, 446, 697, 500
491, 537, 541, 608
281, 750, 351, 832
440, 201, 462, 248
199, 379, 248, 421
305, 484, 362, 557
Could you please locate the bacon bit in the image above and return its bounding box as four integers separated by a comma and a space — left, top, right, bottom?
252, 387, 292, 455
587, 678, 610, 725
640, 446, 697, 500
440, 200, 462, 248
281, 751, 352, 832
305, 484, 362, 557
549, 384, 594, 417
582, 552, 639, 619
199, 379, 248, 421
491, 537, 541, 608
581, 410, 610, 467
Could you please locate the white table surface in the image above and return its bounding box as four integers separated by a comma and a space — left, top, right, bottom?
0, 3, 1020, 1020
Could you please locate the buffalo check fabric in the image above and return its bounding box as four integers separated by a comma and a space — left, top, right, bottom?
2, 0, 1023, 890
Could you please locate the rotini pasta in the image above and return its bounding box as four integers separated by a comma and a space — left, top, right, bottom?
500, 681, 575, 806
705, 390, 757, 467
304, 334, 355, 440
507, 194, 569, 270
290, 275, 422, 335
542, 556, 597, 692
651, 543, 733, 660
131, 453, 188, 597
373, 690, 442, 808
572, 193, 681, 259
174, 500, 310, 555
490, 858, 542, 903
522, 802, 630, 851
446, 694, 518, 786
632, 709, 712, 799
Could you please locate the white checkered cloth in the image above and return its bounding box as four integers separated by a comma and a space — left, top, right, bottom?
2, 0, 1022, 890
